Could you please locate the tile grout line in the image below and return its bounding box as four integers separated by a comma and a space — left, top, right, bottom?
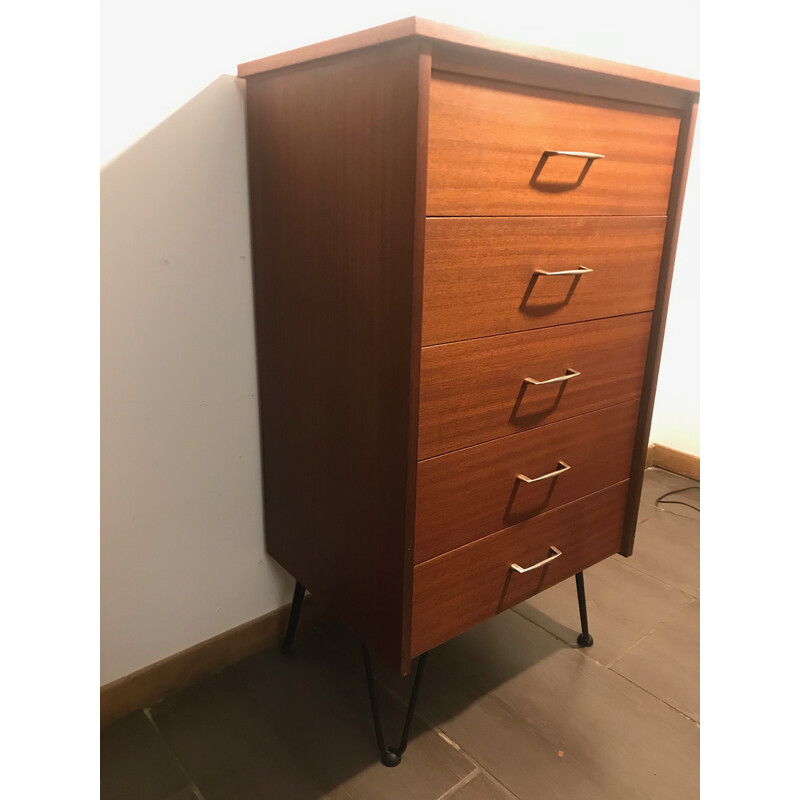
432, 726, 523, 800
480, 768, 525, 800
608, 668, 699, 726
509, 603, 700, 726
605, 597, 697, 670
457, 687, 591, 797
613, 552, 699, 598
142, 707, 209, 800
433, 768, 481, 800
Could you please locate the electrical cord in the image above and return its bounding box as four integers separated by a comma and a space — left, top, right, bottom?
655, 485, 700, 513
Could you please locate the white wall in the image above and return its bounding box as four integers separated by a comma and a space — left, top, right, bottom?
101, 0, 700, 685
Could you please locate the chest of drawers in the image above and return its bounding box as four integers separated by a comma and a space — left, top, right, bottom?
239, 18, 698, 695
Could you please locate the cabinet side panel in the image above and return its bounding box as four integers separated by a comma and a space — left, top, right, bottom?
244, 44, 420, 669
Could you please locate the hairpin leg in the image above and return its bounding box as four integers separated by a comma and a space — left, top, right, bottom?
362, 644, 427, 767
281, 581, 306, 654
575, 571, 594, 647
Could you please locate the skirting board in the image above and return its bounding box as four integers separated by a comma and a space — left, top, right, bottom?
646, 443, 700, 480
100, 593, 325, 726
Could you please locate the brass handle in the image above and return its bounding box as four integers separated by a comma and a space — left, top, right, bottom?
511, 546, 562, 574
517, 461, 571, 484
524, 368, 580, 386
533, 265, 593, 277
542, 150, 605, 160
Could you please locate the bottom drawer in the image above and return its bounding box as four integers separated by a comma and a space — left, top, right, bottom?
410, 481, 629, 657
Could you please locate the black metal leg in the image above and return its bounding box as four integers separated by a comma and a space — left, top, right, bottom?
362, 644, 428, 767
281, 581, 306, 654
575, 571, 594, 647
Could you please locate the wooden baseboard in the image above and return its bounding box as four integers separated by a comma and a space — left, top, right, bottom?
100, 594, 325, 726
646, 443, 700, 481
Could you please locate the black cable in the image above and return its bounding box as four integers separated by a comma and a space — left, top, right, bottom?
655, 485, 700, 513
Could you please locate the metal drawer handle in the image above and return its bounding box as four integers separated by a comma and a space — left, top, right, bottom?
511, 546, 562, 573
531, 151, 604, 191
533, 265, 593, 277
543, 150, 605, 160
524, 368, 580, 386
517, 460, 571, 484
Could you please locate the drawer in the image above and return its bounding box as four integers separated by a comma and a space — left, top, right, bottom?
426, 73, 681, 216
422, 216, 665, 345
411, 481, 628, 656
415, 399, 638, 563
418, 313, 651, 459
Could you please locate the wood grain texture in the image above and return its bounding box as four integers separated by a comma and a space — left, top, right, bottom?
418, 313, 652, 459
244, 43, 422, 672
620, 101, 700, 556
238, 17, 699, 95
427, 73, 681, 217
415, 400, 639, 563
411, 481, 628, 656
422, 216, 666, 345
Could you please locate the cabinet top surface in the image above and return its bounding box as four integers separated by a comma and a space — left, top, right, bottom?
237, 16, 699, 94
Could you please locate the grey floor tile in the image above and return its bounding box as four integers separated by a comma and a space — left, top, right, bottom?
101, 711, 189, 800
445, 770, 518, 799
619, 509, 700, 597
514, 555, 694, 665
638, 468, 700, 523
612, 600, 700, 722
416, 612, 699, 800
149, 628, 473, 800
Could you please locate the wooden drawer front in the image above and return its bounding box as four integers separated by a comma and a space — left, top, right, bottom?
418, 313, 651, 460
415, 399, 638, 563
411, 481, 628, 656
422, 216, 665, 346
427, 73, 681, 217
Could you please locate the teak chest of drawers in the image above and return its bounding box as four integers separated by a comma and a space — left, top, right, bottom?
239, 18, 698, 766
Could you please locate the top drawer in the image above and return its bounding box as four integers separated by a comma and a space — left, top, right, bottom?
427, 73, 681, 217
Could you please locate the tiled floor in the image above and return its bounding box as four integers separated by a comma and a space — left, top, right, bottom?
101, 468, 700, 800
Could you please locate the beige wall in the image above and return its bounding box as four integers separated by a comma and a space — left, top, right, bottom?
101, 1, 699, 685
101, 76, 296, 685
649, 124, 700, 457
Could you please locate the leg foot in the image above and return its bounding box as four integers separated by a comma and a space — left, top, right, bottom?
575, 571, 593, 648
281, 581, 306, 655
380, 751, 402, 767
362, 644, 427, 767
